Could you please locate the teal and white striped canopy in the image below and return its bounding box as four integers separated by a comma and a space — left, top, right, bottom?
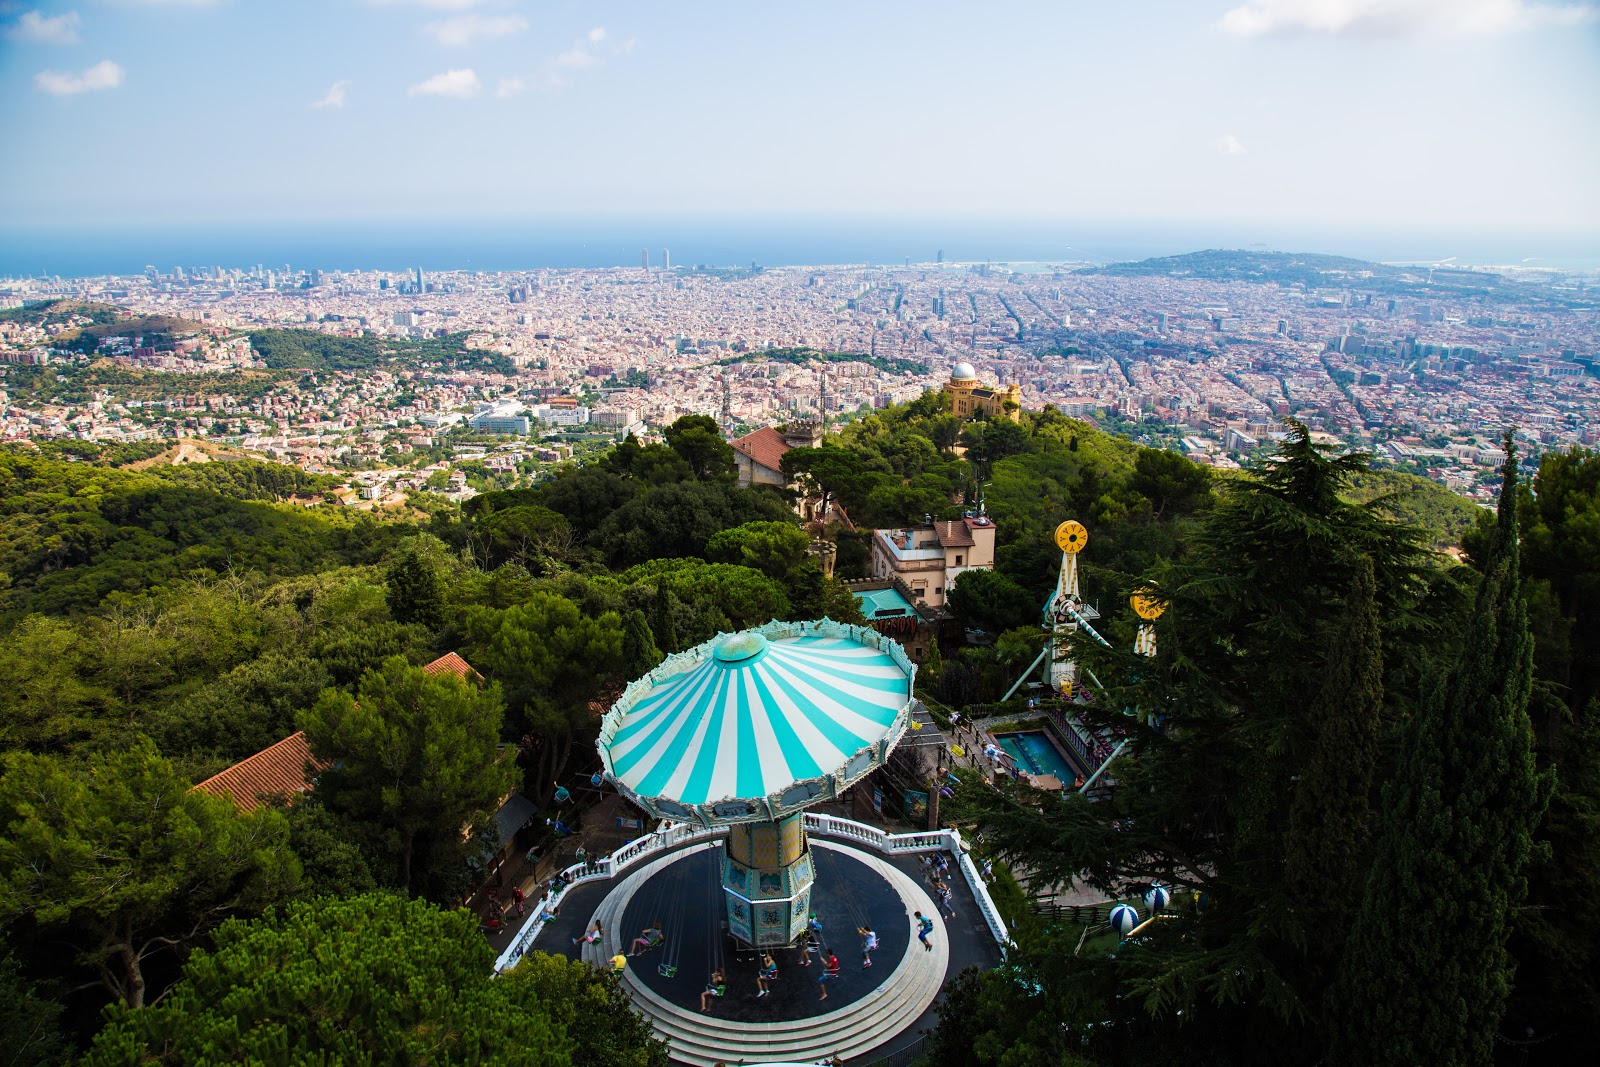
598, 619, 915, 822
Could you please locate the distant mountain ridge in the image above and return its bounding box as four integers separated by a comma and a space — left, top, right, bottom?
1083, 248, 1506, 294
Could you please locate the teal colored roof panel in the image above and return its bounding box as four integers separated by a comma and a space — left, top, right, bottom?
598, 620, 914, 811
855, 587, 916, 620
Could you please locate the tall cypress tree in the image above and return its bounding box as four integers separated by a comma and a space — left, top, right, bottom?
649, 585, 679, 655
1330, 436, 1552, 1067
1283, 555, 1382, 987
622, 609, 664, 680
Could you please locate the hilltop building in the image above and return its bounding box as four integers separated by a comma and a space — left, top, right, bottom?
730, 420, 823, 489
942, 362, 1022, 421
868, 513, 997, 608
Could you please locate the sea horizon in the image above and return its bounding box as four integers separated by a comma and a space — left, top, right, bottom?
3, 217, 1597, 279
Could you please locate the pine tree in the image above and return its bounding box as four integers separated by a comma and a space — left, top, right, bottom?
385, 542, 445, 629
1330, 437, 1553, 1067
649, 585, 679, 654
622, 609, 663, 680
1283, 555, 1382, 986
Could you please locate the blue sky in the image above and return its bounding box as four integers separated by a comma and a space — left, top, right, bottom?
2, 1, 1597, 239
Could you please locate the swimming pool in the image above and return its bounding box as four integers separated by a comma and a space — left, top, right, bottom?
994, 730, 1078, 784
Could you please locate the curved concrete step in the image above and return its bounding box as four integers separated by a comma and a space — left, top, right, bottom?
588, 841, 948, 1066
628, 934, 944, 1066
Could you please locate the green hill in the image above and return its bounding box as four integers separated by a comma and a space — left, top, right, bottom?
1083, 249, 1508, 298
1342, 468, 1488, 548
246, 328, 514, 375
0, 298, 125, 327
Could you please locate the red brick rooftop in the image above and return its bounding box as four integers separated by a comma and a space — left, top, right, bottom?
192, 731, 329, 813
422, 651, 479, 681
730, 426, 790, 474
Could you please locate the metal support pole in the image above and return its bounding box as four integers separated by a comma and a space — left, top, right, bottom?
1002, 646, 1051, 702
1078, 738, 1130, 794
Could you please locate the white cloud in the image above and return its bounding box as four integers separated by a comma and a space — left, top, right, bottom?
369, 0, 505, 10
554, 44, 599, 69
35, 59, 125, 95
494, 76, 526, 98
587, 26, 607, 44
408, 67, 482, 98
107, 1, 222, 7
10, 10, 83, 44
1219, 0, 1598, 39
1216, 134, 1248, 156
423, 13, 528, 46
312, 80, 351, 110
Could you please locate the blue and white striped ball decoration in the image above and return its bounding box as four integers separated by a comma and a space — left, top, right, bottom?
1144, 886, 1170, 912
1109, 904, 1139, 936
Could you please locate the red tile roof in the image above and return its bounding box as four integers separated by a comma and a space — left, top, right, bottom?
730, 427, 790, 475
192, 731, 329, 813
933, 520, 974, 548
423, 652, 479, 681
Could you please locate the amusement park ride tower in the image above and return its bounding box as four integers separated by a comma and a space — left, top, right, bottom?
596, 619, 915, 948
1044, 520, 1102, 691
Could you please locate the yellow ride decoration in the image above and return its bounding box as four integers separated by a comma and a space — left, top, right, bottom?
1054, 520, 1089, 554
1131, 588, 1165, 620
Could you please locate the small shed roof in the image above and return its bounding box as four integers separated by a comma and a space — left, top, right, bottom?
855, 586, 916, 619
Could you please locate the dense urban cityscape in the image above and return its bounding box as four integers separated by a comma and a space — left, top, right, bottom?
4, 250, 1595, 513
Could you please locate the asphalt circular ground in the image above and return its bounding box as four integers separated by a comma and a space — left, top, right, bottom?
619, 842, 915, 1023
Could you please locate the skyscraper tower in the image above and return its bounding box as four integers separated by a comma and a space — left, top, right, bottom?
662, 248, 671, 271
642, 248, 650, 271
414, 266, 424, 293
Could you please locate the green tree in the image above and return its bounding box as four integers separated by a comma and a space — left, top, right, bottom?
465, 594, 624, 792
662, 414, 735, 480
505, 951, 669, 1067
945, 568, 1036, 634
278, 798, 380, 898
650, 584, 679, 654
786, 560, 867, 624
952, 424, 1433, 1062
919, 637, 944, 696
1504, 697, 1600, 1059
82, 893, 574, 1067
1130, 446, 1213, 521
781, 444, 886, 514
385, 535, 448, 629
475, 504, 576, 573
0, 740, 300, 1008
595, 480, 794, 567
704, 519, 809, 580
0, 941, 67, 1067
622, 608, 664, 679
298, 657, 515, 895
1330, 441, 1553, 1067
0, 614, 108, 752
1282, 555, 1382, 1005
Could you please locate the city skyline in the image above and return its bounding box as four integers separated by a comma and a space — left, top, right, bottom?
3, 0, 1598, 242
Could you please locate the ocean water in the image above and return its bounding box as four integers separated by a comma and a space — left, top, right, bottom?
2, 217, 1596, 278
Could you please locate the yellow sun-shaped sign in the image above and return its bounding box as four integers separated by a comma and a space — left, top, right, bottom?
1131, 588, 1165, 620
1054, 520, 1088, 554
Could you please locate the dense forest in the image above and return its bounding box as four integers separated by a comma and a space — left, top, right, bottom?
0, 396, 1594, 1065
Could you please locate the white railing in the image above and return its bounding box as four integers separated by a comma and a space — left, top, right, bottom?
493, 813, 1011, 974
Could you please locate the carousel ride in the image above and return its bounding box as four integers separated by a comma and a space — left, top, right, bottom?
584, 619, 955, 1063
597, 618, 916, 948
